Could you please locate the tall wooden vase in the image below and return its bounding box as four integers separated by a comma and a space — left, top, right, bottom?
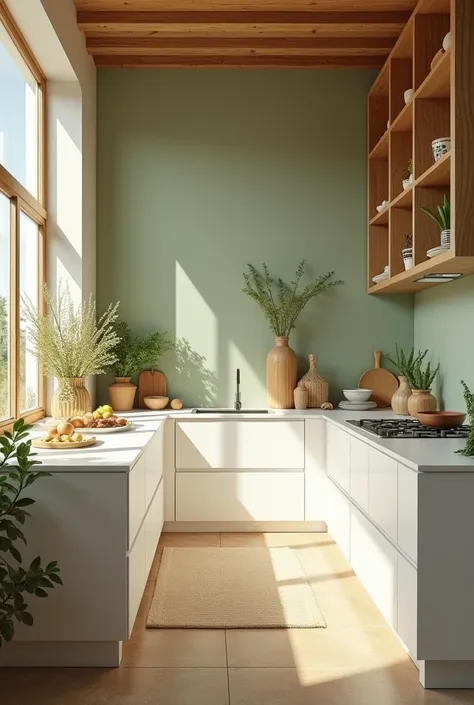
298, 354, 329, 408
266, 337, 297, 409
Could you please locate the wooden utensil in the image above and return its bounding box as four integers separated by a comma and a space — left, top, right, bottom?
358, 351, 398, 408
32, 437, 97, 450
138, 370, 167, 409
416, 411, 466, 429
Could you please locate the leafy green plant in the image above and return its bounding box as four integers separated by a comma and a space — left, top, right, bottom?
403, 233, 413, 249
386, 346, 439, 389
403, 158, 413, 180
242, 260, 342, 338
420, 194, 450, 231
111, 322, 174, 377
457, 381, 474, 456
0, 419, 62, 646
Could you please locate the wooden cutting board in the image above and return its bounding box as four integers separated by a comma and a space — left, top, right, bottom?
138, 370, 168, 409
358, 351, 398, 408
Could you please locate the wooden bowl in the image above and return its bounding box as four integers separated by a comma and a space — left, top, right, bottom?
416, 411, 466, 429
144, 395, 169, 410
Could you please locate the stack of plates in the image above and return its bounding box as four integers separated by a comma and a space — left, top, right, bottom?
427, 245, 449, 259
338, 401, 377, 411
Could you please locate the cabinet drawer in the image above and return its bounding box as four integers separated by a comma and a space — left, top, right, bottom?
368, 447, 397, 542
397, 463, 417, 564
146, 424, 164, 508
350, 436, 369, 512
326, 423, 350, 493
128, 453, 146, 549
128, 520, 147, 636
176, 472, 304, 521
176, 420, 304, 470
326, 480, 351, 561
398, 554, 418, 661
145, 479, 164, 579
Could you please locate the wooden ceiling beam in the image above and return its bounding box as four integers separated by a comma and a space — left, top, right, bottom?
93, 54, 385, 68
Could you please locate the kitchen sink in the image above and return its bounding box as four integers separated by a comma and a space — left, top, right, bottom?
191, 408, 269, 414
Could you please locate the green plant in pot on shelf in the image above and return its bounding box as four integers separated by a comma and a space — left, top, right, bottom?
22, 285, 120, 419
242, 260, 342, 409
0, 419, 62, 646
109, 322, 174, 411
402, 233, 413, 271
402, 159, 413, 190
420, 194, 450, 250
457, 381, 474, 456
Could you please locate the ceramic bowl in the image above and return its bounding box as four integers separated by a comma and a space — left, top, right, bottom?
404, 88, 414, 105
144, 396, 169, 410
376, 203, 388, 213
343, 389, 372, 403
416, 411, 466, 429
432, 137, 451, 161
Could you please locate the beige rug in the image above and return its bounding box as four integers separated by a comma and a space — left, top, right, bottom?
147, 547, 326, 629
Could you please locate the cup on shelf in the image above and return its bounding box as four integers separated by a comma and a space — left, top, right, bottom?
404, 88, 414, 105
432, 137, 451, 162
440, 229, 451, 248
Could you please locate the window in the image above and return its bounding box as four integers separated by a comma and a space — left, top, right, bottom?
0, 4, 45, 426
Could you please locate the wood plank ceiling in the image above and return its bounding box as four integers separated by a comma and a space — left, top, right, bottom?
74, 0, 418, 69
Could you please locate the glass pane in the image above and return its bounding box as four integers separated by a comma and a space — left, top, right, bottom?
19, 212, 39, 412
0, 23, 38, 197
0, 192, 10, 419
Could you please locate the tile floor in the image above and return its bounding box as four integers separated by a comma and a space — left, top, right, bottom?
2, 532, 474, 704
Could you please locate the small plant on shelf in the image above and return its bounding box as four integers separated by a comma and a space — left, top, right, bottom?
420, 194, 451, 248
402, 233, 413, 270
457, 381, 474, 456
402, 159, 413, 189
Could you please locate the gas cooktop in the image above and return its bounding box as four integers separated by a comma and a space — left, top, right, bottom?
347, 418, 470, 439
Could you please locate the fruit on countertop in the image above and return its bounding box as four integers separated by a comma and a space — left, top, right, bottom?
171, 398, 184, 410
57, 421, 74, 437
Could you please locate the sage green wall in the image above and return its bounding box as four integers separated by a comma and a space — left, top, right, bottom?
415, 276, 474, 410
97, 69, 414, 407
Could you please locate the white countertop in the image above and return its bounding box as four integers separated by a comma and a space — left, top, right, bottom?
29, 408, 474, 473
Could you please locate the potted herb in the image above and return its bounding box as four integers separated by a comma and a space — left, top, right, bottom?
420, 194, 450, 248
385, 346, 420, 414
457, 381, 474, 456
22, 285, 120, 419
109, 322, 173, 411
0, 419, 62, 646
402, 233, 413, 270
403, 349, 440, 417
402, 159, 413, 190
243, 260, 342, 409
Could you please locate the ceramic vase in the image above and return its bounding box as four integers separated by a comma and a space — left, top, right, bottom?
294, 384, 308, 410
298, 354, 329, 408
51, 377, 91, 419
266, 337, 297, 409
391, 376, 412, 415
407, 389, 437, 417
109, 377, 137, 411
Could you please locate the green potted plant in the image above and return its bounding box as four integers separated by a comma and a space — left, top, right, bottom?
403, 350, 440, 417
243, 260, 342, 409
402, 233, 413, 271
402, 158, 413, 190
22, 285, 120, 419
108, 322, 173, 411
457, 381, 474, 456
385, 345, 419, 415
420, 194, 450, 249
0, 419, 62, 646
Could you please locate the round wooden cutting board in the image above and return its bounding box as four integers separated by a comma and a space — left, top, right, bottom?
358, 351, 398, 408
32, 437, 97, 450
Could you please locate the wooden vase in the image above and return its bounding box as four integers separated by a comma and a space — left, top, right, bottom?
109, 377, 137, 411
51, 377, 91, 419
298, 354, 329, 408
294, 385, 308, 410
391, 376, 412, 415
266, 337, 297, 409
407, 389, 437, 417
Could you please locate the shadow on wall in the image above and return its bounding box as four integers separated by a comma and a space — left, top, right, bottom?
173, 338, 218, 408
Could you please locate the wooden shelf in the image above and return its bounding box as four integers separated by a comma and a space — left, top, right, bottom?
369, 207, 389, 226
415, 151, 451, 187
391, 101, 413, 132
369, 130, 389, 159
391, 185, 413, 208
416, 49, 450, 99
368, 251, 474, 294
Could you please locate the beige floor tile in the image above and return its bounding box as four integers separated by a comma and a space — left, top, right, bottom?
159, 532, 220, 547
122, 629, 227, 667
228, 665, 474, 705
1, 667, 230, 705
220, 532, 331, 548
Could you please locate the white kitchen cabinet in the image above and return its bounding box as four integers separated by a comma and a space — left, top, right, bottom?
304, 419, 326, 520
176, 472, 304, 521
145, 423, 164, 508
397, 463, 418, 564
326, 422, 350, 493
326, 479, 351, 560
368, 447, 398, 543
145, 479, 164, 579
128, 519, 147, 635
128, 453, 146, 549
176, 420, 304, 470
350, 436, 369, 512
398, 554, 418, 662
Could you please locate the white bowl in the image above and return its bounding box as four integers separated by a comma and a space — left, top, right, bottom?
343, 389, 372, 403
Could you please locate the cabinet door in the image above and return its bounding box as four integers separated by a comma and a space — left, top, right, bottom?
326, 480, 351, 561
368, 447, 397, 542
326, 423, 350, 493
145, 423, 164, 509
129, 453, 146, 549
128, 521, 147, 636
397, 463, 417, 564
350, 436, 369, 512
176, 472, 304, 521
176, 420, 304, 470
145, 479, 164, 579
398, 554, 418, 661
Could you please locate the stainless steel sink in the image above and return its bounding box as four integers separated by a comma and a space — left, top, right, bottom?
191, 409, 269, 414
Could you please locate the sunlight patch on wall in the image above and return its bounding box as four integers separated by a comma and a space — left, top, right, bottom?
56, 117, 81, 256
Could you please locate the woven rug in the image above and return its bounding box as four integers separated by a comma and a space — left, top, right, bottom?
147, 547, 326, 629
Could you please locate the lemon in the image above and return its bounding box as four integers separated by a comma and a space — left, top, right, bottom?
101, 405, 113, 414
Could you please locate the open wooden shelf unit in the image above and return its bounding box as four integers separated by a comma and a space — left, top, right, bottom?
367, 0, 474, 294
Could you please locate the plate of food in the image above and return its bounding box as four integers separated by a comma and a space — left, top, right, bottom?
32, 421, 96, 449
41, 405, 134, 433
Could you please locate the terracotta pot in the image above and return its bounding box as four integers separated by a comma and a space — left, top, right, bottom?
294, 385, 308, 410
109, 377, 137, 411
391, 376, 412, 415
266, 337, 297, 409
407, 389, 437, 417
51, 377, 91, 419
298, 354, 329, 408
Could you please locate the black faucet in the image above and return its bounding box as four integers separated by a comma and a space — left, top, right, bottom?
234, 368, 242, 411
